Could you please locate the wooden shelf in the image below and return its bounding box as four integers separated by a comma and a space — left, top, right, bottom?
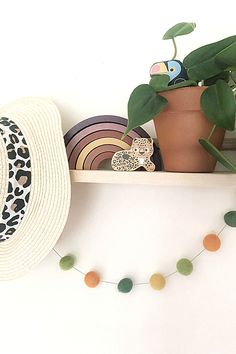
70, 170, 236, 187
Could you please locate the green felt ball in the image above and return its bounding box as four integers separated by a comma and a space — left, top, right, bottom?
118, 278, 133, 293
224, 211, 236, 227
176, 258, 193, 276
59, 255, 76, 270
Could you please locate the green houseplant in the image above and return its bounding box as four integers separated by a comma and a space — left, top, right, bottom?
124, 22, 236, 172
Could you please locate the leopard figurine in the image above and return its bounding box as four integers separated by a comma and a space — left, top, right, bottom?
111, 138, 155, 172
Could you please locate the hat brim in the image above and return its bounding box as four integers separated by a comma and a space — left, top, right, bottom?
0, 97, 71, 280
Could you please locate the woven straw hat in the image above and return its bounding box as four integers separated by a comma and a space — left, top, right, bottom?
0, 97, 71, 280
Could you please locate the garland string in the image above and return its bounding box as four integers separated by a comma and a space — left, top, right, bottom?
52, 221, 230, 292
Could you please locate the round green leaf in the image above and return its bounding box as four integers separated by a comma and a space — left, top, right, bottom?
183, 36, 236, 81
200, 80, 236, 130
216, 41, 236, 70
149, 77, 197, 92
59, 255, 76, 270
124, 84, 168, 136
224, 211, 236, 227
149, 75, 169, 91
199, 138, 236, 172
163, 22, 196, 40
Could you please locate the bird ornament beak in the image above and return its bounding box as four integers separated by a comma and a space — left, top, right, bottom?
149, 62, 168, 76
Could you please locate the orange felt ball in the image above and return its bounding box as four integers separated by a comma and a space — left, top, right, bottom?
203, 234, 221, 252
84, 271, 100, 288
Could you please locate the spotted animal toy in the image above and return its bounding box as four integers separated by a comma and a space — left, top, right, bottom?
149, 59, 188, 86
111, 138, 155, 172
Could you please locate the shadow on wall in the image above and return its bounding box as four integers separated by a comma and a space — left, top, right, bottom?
58, 183, 101, 246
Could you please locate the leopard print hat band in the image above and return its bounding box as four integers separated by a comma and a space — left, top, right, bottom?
0, 117, 31, 243
0, 97, 71, 280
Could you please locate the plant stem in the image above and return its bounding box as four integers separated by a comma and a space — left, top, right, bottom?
171, 38, 177, 60
207, 124, 216, 141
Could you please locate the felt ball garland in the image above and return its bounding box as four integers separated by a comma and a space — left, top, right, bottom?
59, 255, 76, 270
176, 258, 193, 276
149, 273, 166, 290
84, 271, 100, 288
118, 278, 133, 293
54, 210, 236, 293
203, 234, 221, 252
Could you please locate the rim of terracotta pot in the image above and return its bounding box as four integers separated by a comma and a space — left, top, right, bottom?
159, 86, 207, 112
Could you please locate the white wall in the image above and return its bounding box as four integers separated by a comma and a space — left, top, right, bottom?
0, 1, 236, 354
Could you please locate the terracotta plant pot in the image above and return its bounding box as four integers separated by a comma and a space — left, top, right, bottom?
154, 86, 225, 172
